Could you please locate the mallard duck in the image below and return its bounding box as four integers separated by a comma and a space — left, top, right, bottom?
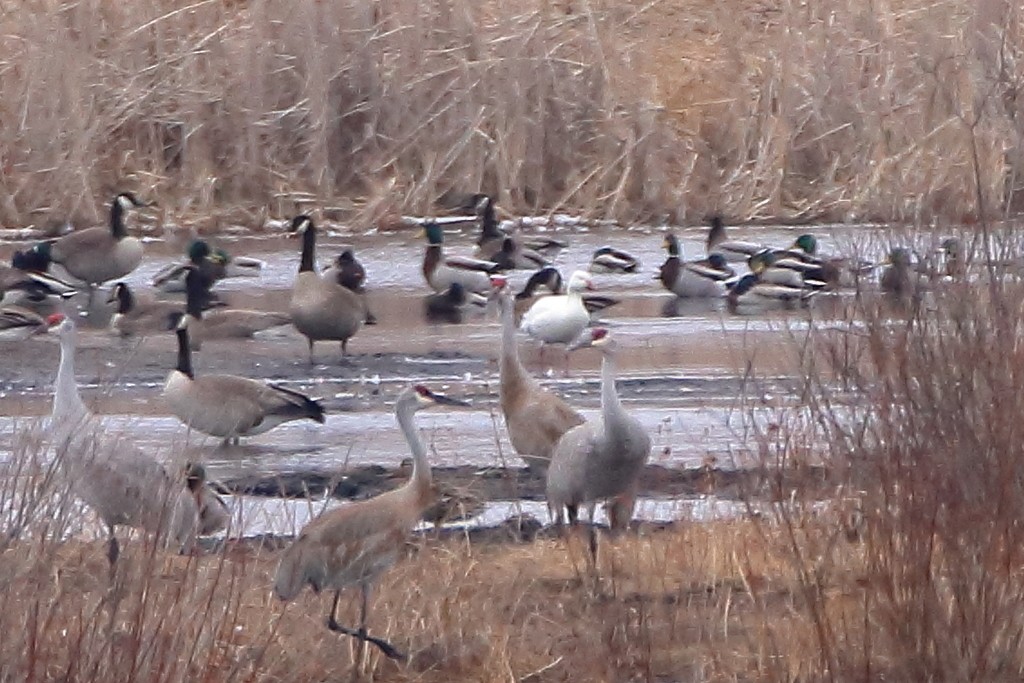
748, 250, 830, 291
422, 221, 500, 294
472, 194, 567, 259
589, 246, 640, 274
879, 247, 921, 303
726, 273, 816, 314
288, 216, 363, 362
183, 266, 291, 350
323, 248, 377, 325
0, 307, 64, 341
0, 263, 77, 314
490, 237, 549, 271
706, 215, 765, 262
152, 240, 264, 294
106, 283, 183, 338
658, 233, 735, 298
781, 234, 872, 287
423, 282, 495, 324
29, 193, 147, 300
164, 317, 325, 445
937, 237, 966, 279
186, 463, 230, 535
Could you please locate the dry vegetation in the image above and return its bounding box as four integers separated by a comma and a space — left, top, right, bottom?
2, 0, 1024, 229
5, 270, 1024, 681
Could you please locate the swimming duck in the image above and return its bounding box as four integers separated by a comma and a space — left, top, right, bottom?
152, 240, 264, 294
288, 216, 363, 362
470, 194, 567, 259
423, 282, 494, 324
490, 236, 549, 271
706, 215, 765, 262
0, 308, 64, 341
106, 283, 184, 339
658, 233, 735, 298
879, 247, 921, 303
726, 272, 816, 314
322, 248, 377, 325
422, 221, 500, 294
748, 250, 830, 291
589, 246, 640, 274
29, 193, 148, 301
0, 262, 77, 314
781, 234, 872, 287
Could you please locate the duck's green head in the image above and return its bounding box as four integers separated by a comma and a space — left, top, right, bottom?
187, 240, 211, 263
423, 222, 444, 246
793, 234, 817, 255
748, 249, 776, 274
707, 253, 729, 270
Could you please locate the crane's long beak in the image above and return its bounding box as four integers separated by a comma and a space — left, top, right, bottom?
431, 393, 471, 407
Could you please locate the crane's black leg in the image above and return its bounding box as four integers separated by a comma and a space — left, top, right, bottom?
588, 525, 598, 568
326, 589, 407, 662
106, 524, 119, 583
307, 339, 315, 365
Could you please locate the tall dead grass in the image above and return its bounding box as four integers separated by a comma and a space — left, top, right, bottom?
1, 0, 1023, 228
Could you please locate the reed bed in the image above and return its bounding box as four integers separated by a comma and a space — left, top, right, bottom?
1, 0, 1023, 229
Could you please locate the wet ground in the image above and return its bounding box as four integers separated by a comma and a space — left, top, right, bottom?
0, 218, 878, 536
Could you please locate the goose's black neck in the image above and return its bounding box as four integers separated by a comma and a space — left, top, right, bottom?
184, 268, 204, 319
110, 199, 128, 239
299, 224, 317, 273
115, 286, 132, 314
175, 328, 194, 379
480, 200, 500, 240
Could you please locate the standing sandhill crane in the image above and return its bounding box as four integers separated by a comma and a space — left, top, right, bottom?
49, 317, 200, 573
546, 328, 651, 565
274, 385, 469, 661
498, 288, 584, 474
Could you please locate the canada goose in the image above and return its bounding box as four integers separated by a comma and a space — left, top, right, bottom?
657, 234, 735, 298
183, 266, 291, 350
274, 385, 469, 662
50, 316, 199, 571
31, 192, 148, 299
423, 221, 500, 294
106, 282, 183, 338
322, 249, 377, 325
288, 216, 363, 363
589, 246, 640, 274
706, 215, 765, 262
498, 289, 584, 474
0, 308, 64, 341
547, 328, 651, 565
164, 318, 325, 445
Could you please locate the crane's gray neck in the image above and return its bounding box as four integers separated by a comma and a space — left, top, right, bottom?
396, 400, 431, 505
54, 328, 88, 426
600, 350, 625, 424
499, 294, 531, 389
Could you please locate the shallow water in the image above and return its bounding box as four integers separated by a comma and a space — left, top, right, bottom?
0, 219, 885, 534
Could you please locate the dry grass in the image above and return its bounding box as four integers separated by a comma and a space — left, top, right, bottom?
2, 0, 1024, 229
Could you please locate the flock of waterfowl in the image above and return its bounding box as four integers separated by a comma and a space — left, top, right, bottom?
3, 191, 969, 660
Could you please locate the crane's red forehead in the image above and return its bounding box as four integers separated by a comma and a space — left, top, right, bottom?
592, 328, 609, 340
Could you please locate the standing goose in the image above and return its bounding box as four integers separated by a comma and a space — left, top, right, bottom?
32, 193, 148, 300
546, 328, 651, 563
520, 270, 595, 361
498, 289, 584, 474
516, 267, 619, 320
106, 282, 183, 338
183, 266, 291, 350
0, 308, 64, 341
274, 385, 469, 662
422, 221, 500, 294
164, 317, 325, 445
49, 316, 199, 571
322, 248, 377, 325
705, 215, 765, 262
288, 216, 363, 363
658, 233, 735, 298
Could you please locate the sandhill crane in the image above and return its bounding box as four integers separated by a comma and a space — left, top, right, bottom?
274, 385, 469, 661
50, 317, 199, 573
546, 328, 651, 565
498, 288, 584, 474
